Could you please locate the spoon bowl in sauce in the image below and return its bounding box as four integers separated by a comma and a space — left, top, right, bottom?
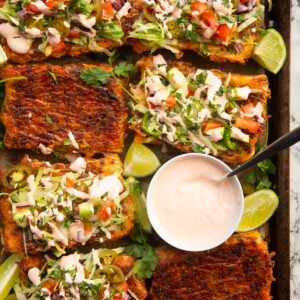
147, 153, 244, 251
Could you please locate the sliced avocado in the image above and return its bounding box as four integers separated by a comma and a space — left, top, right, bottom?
205, 127, 225, 142
231, 126, 250, 143
13, 209, 31, 228
166, 68, 187, 89
78, 202, 94, 218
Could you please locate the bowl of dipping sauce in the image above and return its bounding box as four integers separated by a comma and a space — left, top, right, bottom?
146, 153, 244, 251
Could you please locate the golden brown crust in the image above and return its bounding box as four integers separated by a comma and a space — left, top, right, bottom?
0, 154, 135, 254
129, 56, 271, 164
0, 63, 128, 155
150, 231, 275, 300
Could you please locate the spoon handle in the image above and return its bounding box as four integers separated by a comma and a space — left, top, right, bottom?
227, 126, 300, 178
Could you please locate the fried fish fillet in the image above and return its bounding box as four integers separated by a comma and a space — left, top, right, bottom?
18, 252, 147, 299
0, 154, 135, 254
123, 0, 262, 64
150, 231, 275, 300
0, 63, 128, 155
129, 56, 270, 164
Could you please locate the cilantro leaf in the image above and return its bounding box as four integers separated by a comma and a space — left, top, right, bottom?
243, 158, 276, 190
48, 71, 58, 85
45, 115, 53, 124
114, 62, 138, 78
80, 68, 111, 85
189, 71, 208, 89
132, 246, 158, 279
124, 222, 158, 279
108, 49, 122, 66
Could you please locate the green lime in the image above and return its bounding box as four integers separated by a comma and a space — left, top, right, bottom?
0, 254, 23, 300
236, 189, 279, 232
123, 142, 160, 178
252, 28, 287, 74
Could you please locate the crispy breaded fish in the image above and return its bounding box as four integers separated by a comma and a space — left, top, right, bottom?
0, 154, 135, 254
0, 0, 125, 63
150, 231, 275, 300
124, 0, 264, 63
0, 63, 128, 155
17, 248, 147, 299
129, 55, 270, 164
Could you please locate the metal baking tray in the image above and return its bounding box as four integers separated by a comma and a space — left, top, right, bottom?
0, 0, 290, 298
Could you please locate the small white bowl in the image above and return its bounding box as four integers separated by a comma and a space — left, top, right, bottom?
146, 153, 244, 251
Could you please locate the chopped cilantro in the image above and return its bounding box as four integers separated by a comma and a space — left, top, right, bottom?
114, 62, 138, 78
80, 68, 111, 85
189, 71, 208, 89
124, 222, 158, 279
48, 71, 58, 85
45, 115, 53, 124
243, 159, 276, 190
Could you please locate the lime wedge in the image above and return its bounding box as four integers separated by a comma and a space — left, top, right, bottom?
126, 176, 152, 233
236, 189, 279, 232
0, 254, 23, 300
123, 142, 160, 178
252, 28, 286, 74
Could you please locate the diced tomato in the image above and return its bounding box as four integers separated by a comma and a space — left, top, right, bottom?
190, 2, 208, 17
113, 296, 123, 300
235, 116, 260, 133
241, 103, 254, 114
240, 0, 249, 3
188, 88, 195, 97
43, 278, 57, 293
215, 24, 231, 42
45, 0, 56, 8
26, 4, 40, 13
166, 95, 177, 107
202, 121, 222, 133
102, 1, 114, 20
113, 281, 129, 293
52, 41, 68, 53
68, 29, 81, 39
97, 201, 114, 222
84, 222, 92, 234
65, 177, 75, 188
202, 11, 219, 30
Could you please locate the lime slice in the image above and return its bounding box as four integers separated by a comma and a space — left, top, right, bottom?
252, 28, 286, 74
236, 189, 279, 232
126, 176, 152, 233
123, 142, 160, 178
0, 254, 23, 300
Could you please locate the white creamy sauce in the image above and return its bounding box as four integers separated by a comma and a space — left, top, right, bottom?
78, 14, 96, 29
34, 0, 53, 14
38, 143, 52, 155
240, 102, 264, 123
59, 253, 85, 284
212, 0, 233, 14
117, 2, 132, 19
69, 221, 85, 242
153, 55, 167, 77
49, 222, 68, 245
47, 27, 61, 46
68, 131, 79, 149
70, 156, 87, 173
66, 187, 89, 199
89, 175, 123, 200
147, 155, 242, 250
28, 267, 41, 286
0, 23, 32, 54
24, 27, 42, 39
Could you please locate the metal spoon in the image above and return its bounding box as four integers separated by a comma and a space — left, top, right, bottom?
225, 126, 300, 179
